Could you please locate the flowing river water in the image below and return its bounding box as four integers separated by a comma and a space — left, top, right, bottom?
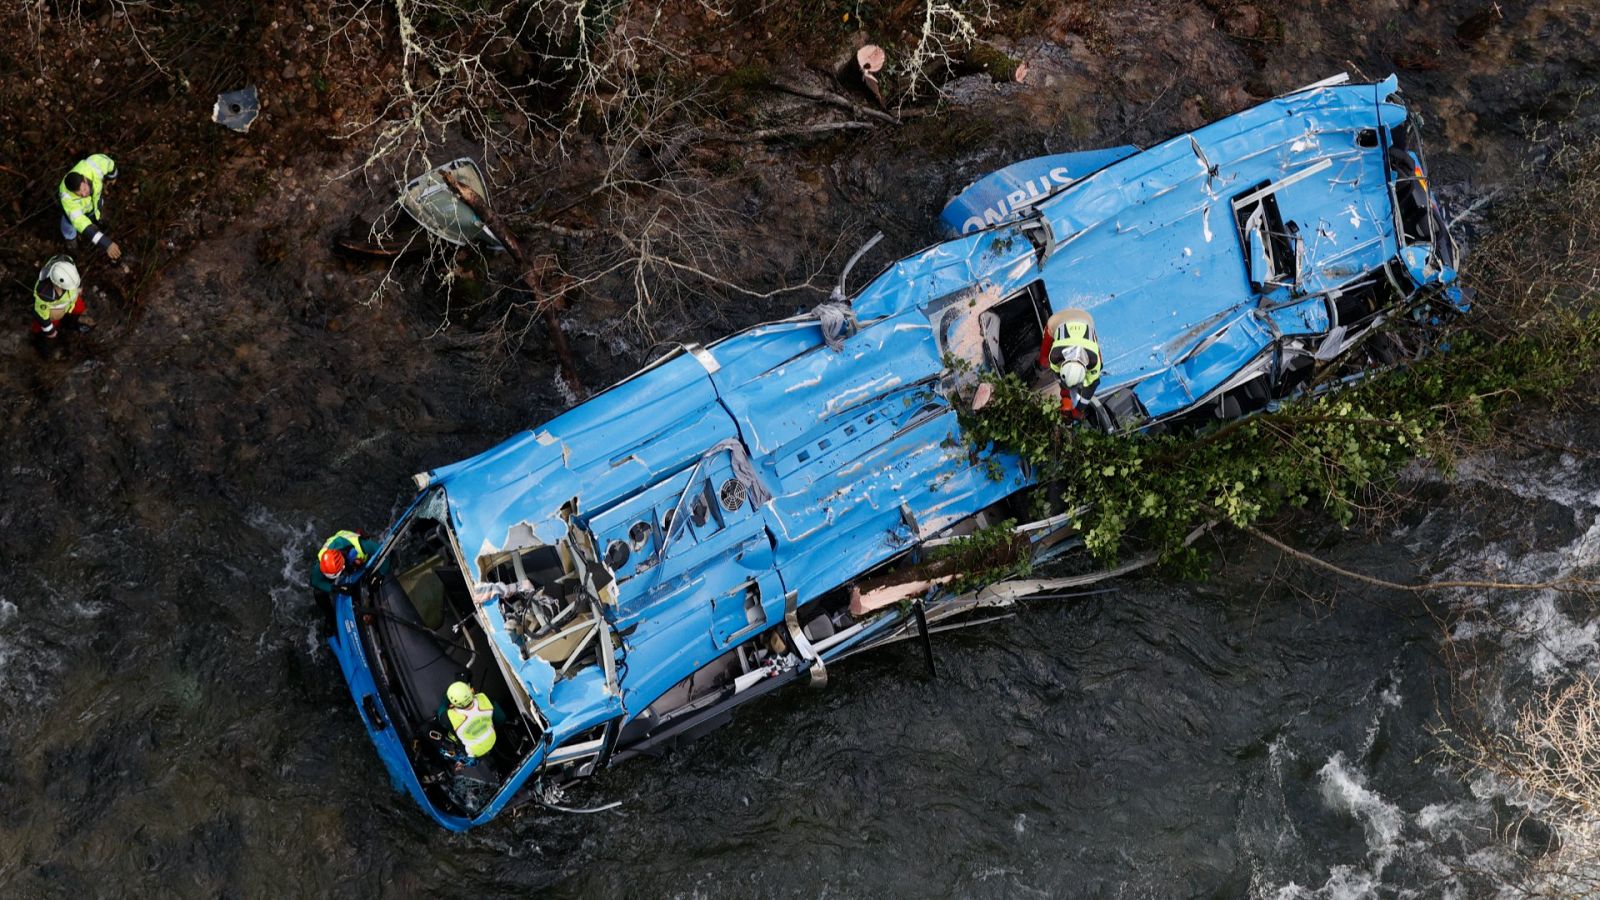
3, 3, 1599, 897
2, 408, 1596, 898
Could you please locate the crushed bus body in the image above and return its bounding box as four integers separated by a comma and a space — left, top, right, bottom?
327, 74, 1467, 830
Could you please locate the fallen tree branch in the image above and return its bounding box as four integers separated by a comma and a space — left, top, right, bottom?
972, 522, 1216, 604
767, 76, 900, 125
973, 552, 1161, 603
699, 121, 874, 143
524, 219, 826, 301
441, 170, 586, 399
526, 220, 606, 240
648, 254, 827, 300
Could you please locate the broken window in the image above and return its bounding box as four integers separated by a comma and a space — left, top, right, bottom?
1232, 180, 1298, 290
980, 280, 1052, 381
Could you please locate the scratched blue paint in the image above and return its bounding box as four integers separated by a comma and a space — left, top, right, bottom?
939, 145, 1141, 236
332, 75, 1468, 830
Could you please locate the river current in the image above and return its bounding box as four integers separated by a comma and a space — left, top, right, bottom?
1, 408, 1594, 897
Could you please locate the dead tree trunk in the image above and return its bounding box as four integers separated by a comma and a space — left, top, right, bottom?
956, 43, 1028, 83
440, 170, 586, 399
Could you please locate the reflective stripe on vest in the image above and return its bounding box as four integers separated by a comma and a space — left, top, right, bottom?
58, 155, 115, 232
32, 282, 81, 322
1049, 321, 1103, 387
448, 696, 497, 757
316, 530, 368, 565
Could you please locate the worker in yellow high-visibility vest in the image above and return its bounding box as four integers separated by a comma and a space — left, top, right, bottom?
1042, 308, 1103, 419
439, 681, 505, 767
30, 256, 93, 339
59, 154, 122, 261
309, 529, 380, 627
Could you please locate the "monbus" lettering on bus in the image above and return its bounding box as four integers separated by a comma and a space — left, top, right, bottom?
960, 166, 1075, 234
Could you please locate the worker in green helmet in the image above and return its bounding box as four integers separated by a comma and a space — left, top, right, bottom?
1041, 307, 1103, 419
437, 680, 504, 766
59, 154, 122, 261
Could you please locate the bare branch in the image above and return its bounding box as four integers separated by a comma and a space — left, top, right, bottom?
698, 121, 875, 143
767, 76, 900, 125
1242, 524, 1599, 595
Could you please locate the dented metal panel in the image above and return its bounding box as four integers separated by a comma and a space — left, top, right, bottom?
333, 75, 1470, 831
426, 352, 730, 582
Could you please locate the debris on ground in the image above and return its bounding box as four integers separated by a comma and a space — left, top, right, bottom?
212, 86, 260, 132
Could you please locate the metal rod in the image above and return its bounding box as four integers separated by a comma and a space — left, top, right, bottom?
913, 599, 936, 679
525, 617, 594, 658
559, 624, 600, 677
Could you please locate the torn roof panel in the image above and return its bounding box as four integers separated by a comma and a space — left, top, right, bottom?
404, 74, 1446, 738
709, 308, 944, 458
426, 350, 735, 585
427, 73, 1427, 599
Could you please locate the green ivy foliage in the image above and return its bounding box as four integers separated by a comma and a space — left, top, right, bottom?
958, 307, 1600, 574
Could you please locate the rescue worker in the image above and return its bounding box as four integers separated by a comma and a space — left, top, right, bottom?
309, 529, 380, 624
438, 680, 504, 767
1041, 307, 1102, 418
30, 256, 92, 339
59, 154, 122, 261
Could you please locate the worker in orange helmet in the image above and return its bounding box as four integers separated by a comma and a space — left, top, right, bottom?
309, 529, 381, 627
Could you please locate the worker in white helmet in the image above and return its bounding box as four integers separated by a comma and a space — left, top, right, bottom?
30, 256, 93, 339
1042, 308, 1102, 418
